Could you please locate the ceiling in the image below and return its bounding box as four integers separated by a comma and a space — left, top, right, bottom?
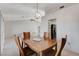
0, 3, 76, 21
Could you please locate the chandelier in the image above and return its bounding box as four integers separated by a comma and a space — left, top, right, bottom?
33, 3, 42, 23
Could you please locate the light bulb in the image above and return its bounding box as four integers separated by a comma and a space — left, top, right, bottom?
35, 12, 41, 19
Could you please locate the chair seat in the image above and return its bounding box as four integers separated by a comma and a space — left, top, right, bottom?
43, 49, 56, 56
23, 47, 35, 56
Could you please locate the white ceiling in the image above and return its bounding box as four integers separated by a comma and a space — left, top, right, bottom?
0, 3, 76, 21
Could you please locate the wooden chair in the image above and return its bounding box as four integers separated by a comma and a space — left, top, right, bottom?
44, 32, 50, 40
42, 43, 57, 56
43, 35, 67, 56
42, 32, 57, 56
14, 35, 35, 56
23, 32, 30, 47
23, 32, 30, 40
57, 35, 67, 56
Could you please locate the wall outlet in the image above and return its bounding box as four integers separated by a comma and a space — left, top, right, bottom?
68, 42, 70, 46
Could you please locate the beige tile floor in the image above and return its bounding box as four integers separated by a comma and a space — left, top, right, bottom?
62, 49, 79, 56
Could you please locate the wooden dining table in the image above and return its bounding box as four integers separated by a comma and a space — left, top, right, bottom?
23, 38, 57, 56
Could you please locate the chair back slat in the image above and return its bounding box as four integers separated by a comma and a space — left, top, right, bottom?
14, 35, 24, 56
44, 32, 49, 39
57, 35, 67, 56
23, 32, 30, 40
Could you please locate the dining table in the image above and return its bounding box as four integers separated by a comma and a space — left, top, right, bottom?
23, 37, 57, 56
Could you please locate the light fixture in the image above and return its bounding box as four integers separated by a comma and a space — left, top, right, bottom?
33, 3, 41, 23
59, 5, 64, 9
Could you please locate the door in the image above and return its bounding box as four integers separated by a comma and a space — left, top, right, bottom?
51, 24, 56, 39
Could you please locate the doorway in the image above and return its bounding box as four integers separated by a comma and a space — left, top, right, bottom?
48, 19, 56, 39
51, 24, 56, 39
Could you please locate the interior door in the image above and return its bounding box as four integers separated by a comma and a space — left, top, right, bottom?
51, 24, 56, 39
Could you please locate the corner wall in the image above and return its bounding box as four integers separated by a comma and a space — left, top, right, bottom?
0, 10, 5, 55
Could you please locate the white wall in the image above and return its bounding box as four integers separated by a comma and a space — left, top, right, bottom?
0, 10, 1, 55
0, 11, 5, 55
42, 4, 79, 53
5, 20, 44, 39
5, 21, 13, 39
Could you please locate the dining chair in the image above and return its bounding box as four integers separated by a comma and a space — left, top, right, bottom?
14, 35, 36, 56
42, 32, 57, 56
42, 43, 57, 56
57, 35, 67, 56
44, 32, 50, 40
23, 32, 30, 47
23, 32, 30, 40
43, 35, 67, 56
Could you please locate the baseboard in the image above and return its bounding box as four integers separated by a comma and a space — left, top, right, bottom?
64, 48, 79, 55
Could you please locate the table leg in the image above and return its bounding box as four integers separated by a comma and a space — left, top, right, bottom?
39, 52, 42, 56
36, 52, 42, 56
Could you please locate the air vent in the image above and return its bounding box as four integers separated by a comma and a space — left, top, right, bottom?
59, 6, 64, 9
